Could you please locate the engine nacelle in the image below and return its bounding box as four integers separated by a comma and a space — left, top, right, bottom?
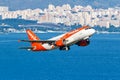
76, 39, 90, 46
55, 39, 65, 47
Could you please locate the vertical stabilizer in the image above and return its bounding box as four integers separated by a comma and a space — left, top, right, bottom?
26, 29, 46, 51
26, 29, 40, 40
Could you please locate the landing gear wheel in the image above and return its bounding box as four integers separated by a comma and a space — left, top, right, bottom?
59, 46, 70, 51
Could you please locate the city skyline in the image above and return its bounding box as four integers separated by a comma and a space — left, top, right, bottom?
0, 0, 120, 10
0, 4, 120, 28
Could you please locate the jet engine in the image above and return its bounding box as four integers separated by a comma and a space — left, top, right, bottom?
55, 39, 65, 47
76, 39, 90, 46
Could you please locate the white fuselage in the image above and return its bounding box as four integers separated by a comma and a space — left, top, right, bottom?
41, 28, 95, 50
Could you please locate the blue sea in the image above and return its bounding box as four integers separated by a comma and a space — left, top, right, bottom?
0, 33, 120, 80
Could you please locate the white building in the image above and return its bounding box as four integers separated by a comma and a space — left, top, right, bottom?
0, 6, 9, 12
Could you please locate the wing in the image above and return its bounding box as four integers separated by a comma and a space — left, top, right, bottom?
19, 40, 56, 44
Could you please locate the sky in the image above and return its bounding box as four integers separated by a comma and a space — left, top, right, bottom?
0, 0, 120, 10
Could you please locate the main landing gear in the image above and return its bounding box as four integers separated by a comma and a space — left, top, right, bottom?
59, 46, 70, 51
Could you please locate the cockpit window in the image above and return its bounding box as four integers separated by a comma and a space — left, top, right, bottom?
85, 27, 91, 30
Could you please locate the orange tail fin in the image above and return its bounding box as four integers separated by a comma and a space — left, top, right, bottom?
26, 30, 40, 51
26, 29, 44, 51
26, 29, 40, 41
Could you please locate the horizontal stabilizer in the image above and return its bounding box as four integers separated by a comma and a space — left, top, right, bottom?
19, 46, 34, 50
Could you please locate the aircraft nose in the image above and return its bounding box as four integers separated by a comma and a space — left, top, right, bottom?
89, 29, 96, 35
91, 29, 96, 34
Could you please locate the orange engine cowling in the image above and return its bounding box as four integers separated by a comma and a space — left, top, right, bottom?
76, 39, 90, 46
55, 39, 65, 47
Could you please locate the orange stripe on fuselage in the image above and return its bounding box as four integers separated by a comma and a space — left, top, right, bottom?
60, 26, 89, 40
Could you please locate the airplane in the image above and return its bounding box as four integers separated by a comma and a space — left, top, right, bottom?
19, 26, 95, 51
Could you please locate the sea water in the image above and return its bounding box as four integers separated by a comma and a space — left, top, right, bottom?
0, 33, 120, 80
